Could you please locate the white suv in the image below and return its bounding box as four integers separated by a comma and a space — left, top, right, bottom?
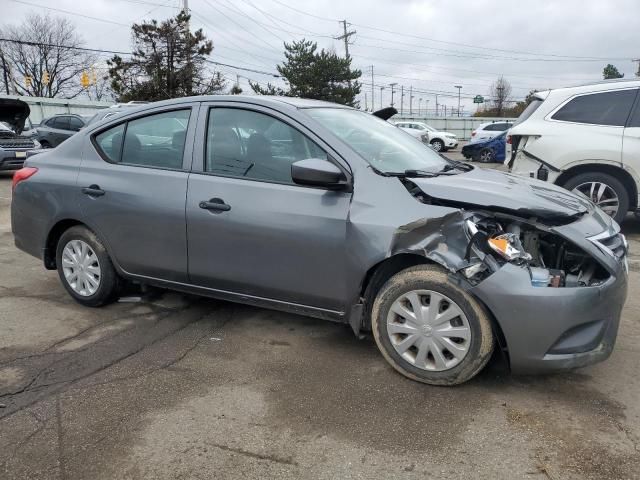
470, 121, 513, 143
394, 121, 458, 152
508, 79, 640, 223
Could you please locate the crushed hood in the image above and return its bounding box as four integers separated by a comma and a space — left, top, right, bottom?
0, 98, 30, 134
410, 167, 591, 222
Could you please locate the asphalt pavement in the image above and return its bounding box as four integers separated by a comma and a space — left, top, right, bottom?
1, 162, 639, 480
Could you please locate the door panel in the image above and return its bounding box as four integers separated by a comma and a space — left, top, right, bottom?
186, 175, 350, 310
623, 96, 640, 204
186, 104, 351, 311
77, 106, 198, 282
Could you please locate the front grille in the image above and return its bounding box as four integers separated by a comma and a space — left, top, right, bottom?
0, 138, 35, 148
593, 232, 627, 260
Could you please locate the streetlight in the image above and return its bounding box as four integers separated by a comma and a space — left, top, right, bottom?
425, 99, 430, 116
389, 83, 397, 107
418, 97, 422, 116
379, 86, 385, 109
454, 85, 462, 117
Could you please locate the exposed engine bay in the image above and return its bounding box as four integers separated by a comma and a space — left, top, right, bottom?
462, 216, 610, 288
400, 178, 610, 289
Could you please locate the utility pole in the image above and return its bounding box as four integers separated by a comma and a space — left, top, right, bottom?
400, 85, 404, 115
454, 85, 462, 117
364, 92, 368, 111
379, 85, 385, 108
335, 20, 356, 59
409, 85, 413, 116
183, 0, 191, 95
370, 65, 374, 111
418, 98, 422, 116
425, 99, 429, 116
435, 95, 439, 117
389, 82, 397, 107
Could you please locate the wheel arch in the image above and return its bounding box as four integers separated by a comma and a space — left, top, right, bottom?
44, 219, 86, 269
555, 163, 638, 211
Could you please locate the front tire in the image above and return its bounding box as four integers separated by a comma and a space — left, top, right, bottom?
563, 172, 629, 224
56, 226, 119, 307
371, 265, 494, 386
478, 148, 495, 163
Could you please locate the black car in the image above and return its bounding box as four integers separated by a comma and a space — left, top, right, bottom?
36, 114, 91, 148
0, 98, 41, 171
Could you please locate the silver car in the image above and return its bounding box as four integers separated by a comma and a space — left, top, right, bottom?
11, 96, 628, 385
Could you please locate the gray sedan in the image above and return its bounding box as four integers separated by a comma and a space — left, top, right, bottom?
11, 96, 628, 385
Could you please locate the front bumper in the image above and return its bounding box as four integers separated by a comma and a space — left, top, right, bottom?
445, 138, 458, 148
470, 261, 627, 374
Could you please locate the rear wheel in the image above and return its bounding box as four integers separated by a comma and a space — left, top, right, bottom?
56, 226, 119, 307
563, 172, 629, 224
371, 265, 494, 385
430, 139, 444, 152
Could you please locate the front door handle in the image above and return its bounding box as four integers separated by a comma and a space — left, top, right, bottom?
199, 198, 231, 212
82, 185, 105, 197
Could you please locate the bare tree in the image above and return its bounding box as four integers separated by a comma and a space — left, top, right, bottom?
1, 13, 95, 98
85, 69, 114, 101
489, 76, 512, 117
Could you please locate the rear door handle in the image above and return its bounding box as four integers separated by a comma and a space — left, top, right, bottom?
82, 185, 105, 197
199, 198, 231, 212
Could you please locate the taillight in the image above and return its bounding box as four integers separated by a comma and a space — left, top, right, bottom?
471, 131, 476, 136
12, 167, 38, 192
507, 135, 512, 144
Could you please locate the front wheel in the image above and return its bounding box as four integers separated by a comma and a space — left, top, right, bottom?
563, 172, 629, 224
478, 148, 495, 163
371, 265, 494, 385
56, 226, 119, 307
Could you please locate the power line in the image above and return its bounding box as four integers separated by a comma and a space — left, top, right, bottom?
265, 0, 629, 61
9, 0, 131, 26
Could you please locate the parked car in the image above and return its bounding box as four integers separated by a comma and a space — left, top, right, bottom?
393, 121, 458, 152
462, 131, 506, 163
36, 114, 92, 148
0, 98, 41, 171
12, 96, 628, 385
470, 121, 513, 144
392, 121, 429, 143
508, 79, 640, 223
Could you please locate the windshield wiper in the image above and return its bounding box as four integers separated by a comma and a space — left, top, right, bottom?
439, 159, 473, 172
387, 169, 457, 178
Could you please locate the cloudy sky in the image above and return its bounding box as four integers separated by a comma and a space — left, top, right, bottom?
4, 0, 640, 113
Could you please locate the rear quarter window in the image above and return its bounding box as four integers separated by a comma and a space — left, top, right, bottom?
551, 89, 637, 126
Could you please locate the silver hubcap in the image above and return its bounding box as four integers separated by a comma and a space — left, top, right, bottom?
387, 290, 471, 372
432, 141, 443, 151
62, 240, 101, 296
572, 182, 619, 217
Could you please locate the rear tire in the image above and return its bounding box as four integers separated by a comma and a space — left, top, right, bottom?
430, 139, 444, 152
563, 172, 629, 224
56, 226, 119, 307
371, 265, 494, 385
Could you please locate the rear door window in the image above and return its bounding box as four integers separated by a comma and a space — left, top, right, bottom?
93, 109, 191, 169
628, 95, 640, 127
552, 89, 637, 126
69, 117, 84, 131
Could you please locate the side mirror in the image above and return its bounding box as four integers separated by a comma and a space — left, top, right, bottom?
291, 158, 348, 189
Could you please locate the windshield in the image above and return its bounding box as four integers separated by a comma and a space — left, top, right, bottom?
306, 108, 449, 174
421, 124, 438, 132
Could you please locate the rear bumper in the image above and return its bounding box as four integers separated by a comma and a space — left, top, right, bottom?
470, 261, 627, 374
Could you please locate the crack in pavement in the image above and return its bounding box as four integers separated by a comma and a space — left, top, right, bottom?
0, 301, 220, 420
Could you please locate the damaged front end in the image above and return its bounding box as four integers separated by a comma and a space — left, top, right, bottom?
391, 196, 628, 374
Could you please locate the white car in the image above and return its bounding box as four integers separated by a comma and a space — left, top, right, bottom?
470, 121, 513, 144
393, 121, 458, 152
507, 79, 640, 223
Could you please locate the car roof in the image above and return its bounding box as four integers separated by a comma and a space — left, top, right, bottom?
123, 95, 354, 113
537, 78, 640, 98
